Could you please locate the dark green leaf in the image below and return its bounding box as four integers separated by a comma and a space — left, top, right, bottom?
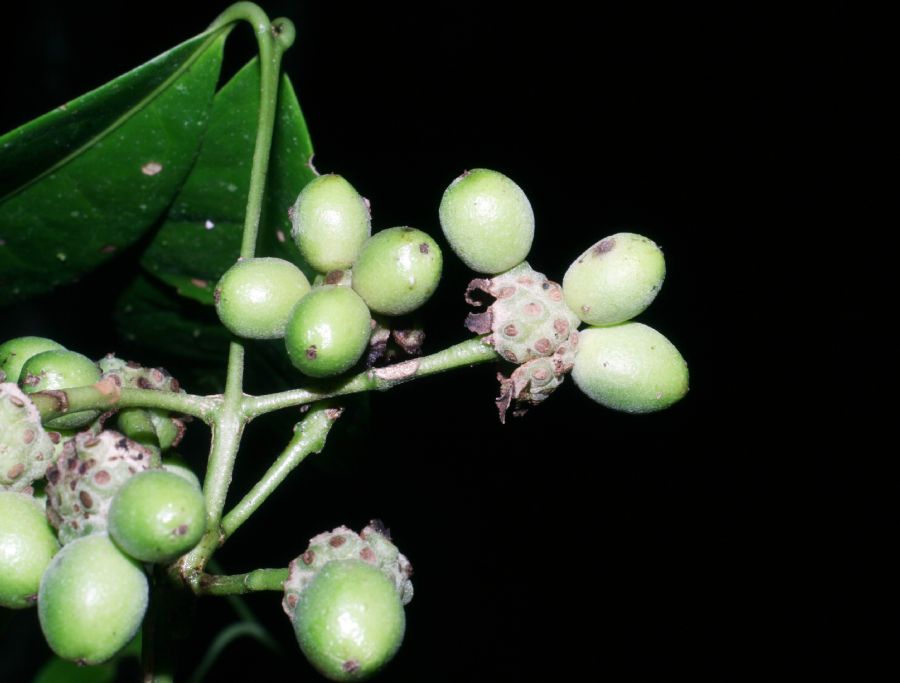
141, 59, 317, 304
0, 29, 228, 307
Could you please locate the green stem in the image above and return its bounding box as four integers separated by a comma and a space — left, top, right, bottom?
31, 385, 218, 423
194, 568, 289, 596
221, 402, 339, 540
244, 336, 500, 418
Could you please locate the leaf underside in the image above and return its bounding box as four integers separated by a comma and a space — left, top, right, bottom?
0, 29, 227, 307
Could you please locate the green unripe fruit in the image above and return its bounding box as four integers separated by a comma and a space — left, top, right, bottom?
20, 350, 101, 430
0, 337, 65, 384
572, 322, 688, 413
352, 227, 443, 316
215, 257, 312, 339
293, 560, 405, 681
291, 174, 372, 273
38, 533, 148, 665
439, 168, 534, 274
0, 491, 60, 608
1, 383, 56, 491
285, 286, 372, 378
108, 470, 205, 563
563, 233, 666, 326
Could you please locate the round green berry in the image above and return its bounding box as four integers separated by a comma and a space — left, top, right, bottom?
38, 533, 148, 665
351, 227, 443, 316
0, 337, 65, 384
215, 257, 312, 340
293, 560, 405, 682
108, 470, 206, 563
563, 233, 665, 326
438, 168, 534, 274
291, 174, 372, 273
571, 322, 688, 413
20, 350, 101, 430
0, 491, 59, 609
285, 286, 372, 378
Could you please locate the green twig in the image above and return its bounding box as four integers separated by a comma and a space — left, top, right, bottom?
31, 385, 218, 423
243, 336, 500, 418
194, 568, 289, 596
221, 402, 340, 540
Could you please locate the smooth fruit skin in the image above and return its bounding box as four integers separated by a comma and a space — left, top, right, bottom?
563, 233, 665, 326
572, 323, 688, 413
293, 560, 405, 681
38, 533, 148, 665
162, 454, 202, 490
285, 286, 372, 378
351, 227, 442, 316
19, 350, 101, 430
291, 174, 372, 273
0, 491, 59, 608
0, 337, 65, 384
108, 470, 205, 563
215, 257, 311, 340
438, 168, 534, 274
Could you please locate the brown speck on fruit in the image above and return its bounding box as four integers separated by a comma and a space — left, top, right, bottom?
170, 378, 181, 392
23, 428, 35, 444
593, 237, 616, 255
419, 242, 429, 254
22, 373, 40, 387
497, 286, 516, 299
79, 491, 93, 509
533, 368, 550, 381
116, 438, 129, 450
548, 285, 563, 302
534, 338, 551, 354
141, 161, 163, 176
523, 302, 541, 316
175, 524, 189, 536
214, 288, 221, 305
329, 535, 346, 547
94, 470, 111, 485
286, 594, 298, 609
84, 436, 100, 448
6, 463, 24, 480
503, 350, 518, 363
325, 270, 343, 284
582, 305, 591, 313
503, 324, 518, 337
47, 466, 60, 485
516, 276, 534, 285
9, 395, 24, 407
342, 660, 361, 674
137, 377, 152, 389
553, 318, 569, 334
360, 547, 376, 563
306, 346, 317, 360
302, 550, 316, 565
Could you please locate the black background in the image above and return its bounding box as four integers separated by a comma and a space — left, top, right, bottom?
0, 1, 883, 680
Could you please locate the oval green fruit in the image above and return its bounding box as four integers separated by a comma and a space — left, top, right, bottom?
351, 227, 442, 316
285, 286, 372, 378
563, 233, 665, 326
293, 560, 405, 682
108, 470, 205, 563
0, 491, 60, 609
38, 533, 148, 665
291, 174, 372, 273
572, 322, 688, 413
438, 168, 534, 274
215, 257, 311, 340
20, 350, 101, 430
0, 337, 65, 384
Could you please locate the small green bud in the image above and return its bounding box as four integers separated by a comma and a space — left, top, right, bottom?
352, 227, 443, 316
291, 174, 372, 273
108, 470, 205, 563
439, 168, 534, 274
0, 491, 59, 609
215, 257, 311, 339
285, 286, 372, 378
0, 337, 66, 385
572, 322, 688, 413
20, 350, 101, 430
38, 533, 148, 665
563, 233, 665, 326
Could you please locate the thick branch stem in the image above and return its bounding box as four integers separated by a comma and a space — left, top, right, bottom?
31, 384, 218, 423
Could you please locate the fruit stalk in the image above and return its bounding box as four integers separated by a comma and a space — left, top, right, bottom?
194, 568, 290, 596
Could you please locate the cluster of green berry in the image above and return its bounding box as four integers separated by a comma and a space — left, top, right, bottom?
215, 173, 442, 376
1, 338, 205, 664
